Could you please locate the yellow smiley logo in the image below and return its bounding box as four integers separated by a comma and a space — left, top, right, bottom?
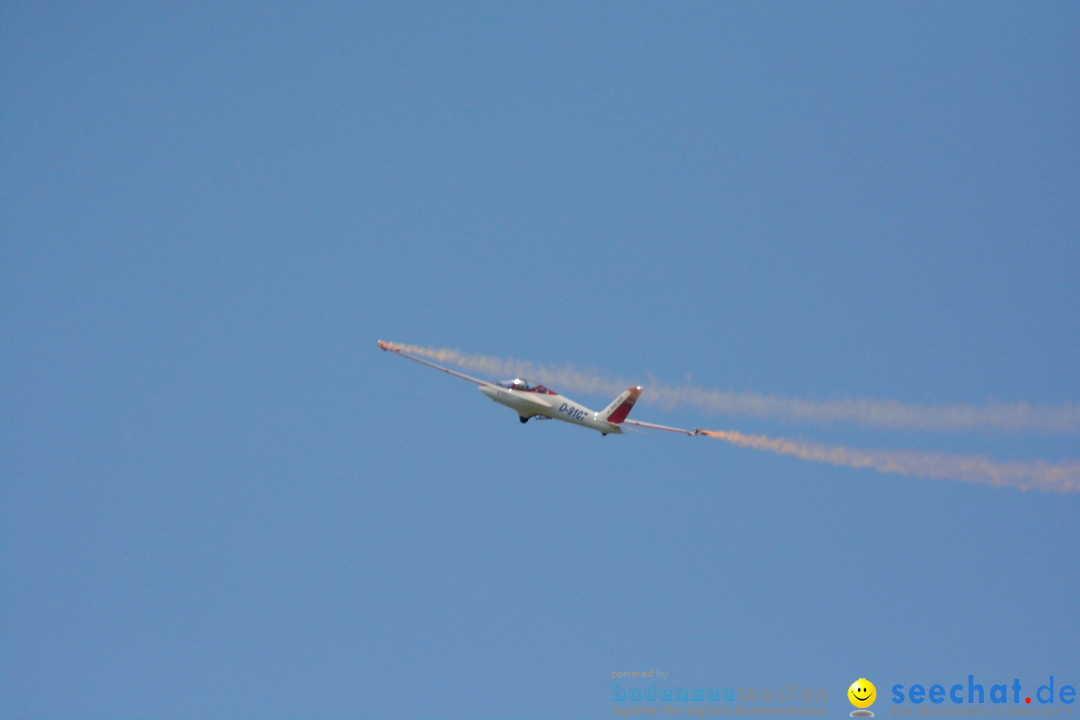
848, 678, 876, 708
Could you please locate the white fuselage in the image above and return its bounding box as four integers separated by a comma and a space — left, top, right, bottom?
478, 384, 623, 434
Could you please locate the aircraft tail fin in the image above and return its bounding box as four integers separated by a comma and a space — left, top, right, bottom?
599, 386, 643, 424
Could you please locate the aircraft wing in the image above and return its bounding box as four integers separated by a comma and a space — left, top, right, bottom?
379, 340, 490, 385
621, 419, 696, 436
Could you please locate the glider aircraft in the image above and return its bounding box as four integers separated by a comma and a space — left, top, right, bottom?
379, 340, 694, 436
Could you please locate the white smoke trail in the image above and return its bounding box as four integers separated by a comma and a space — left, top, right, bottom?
695, 429, 1080, 494
388, 343, 1080, 434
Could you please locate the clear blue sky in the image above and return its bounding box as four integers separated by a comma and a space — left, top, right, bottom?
3, 3, 1078, 719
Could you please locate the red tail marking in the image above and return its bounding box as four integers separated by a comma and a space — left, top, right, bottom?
606, 388, 641, 424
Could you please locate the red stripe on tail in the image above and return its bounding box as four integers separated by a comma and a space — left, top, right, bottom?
605, 387, 642, 424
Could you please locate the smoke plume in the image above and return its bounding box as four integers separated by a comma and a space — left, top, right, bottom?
388, 343, 1080, 434
694, 429, 1080, 493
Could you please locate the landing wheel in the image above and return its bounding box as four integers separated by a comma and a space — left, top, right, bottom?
519, 416, 529, 424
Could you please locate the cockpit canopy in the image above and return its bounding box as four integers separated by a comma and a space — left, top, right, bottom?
498, 378, 557, 395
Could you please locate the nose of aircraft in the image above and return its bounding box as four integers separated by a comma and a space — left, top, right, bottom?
478, 385, 498, 399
